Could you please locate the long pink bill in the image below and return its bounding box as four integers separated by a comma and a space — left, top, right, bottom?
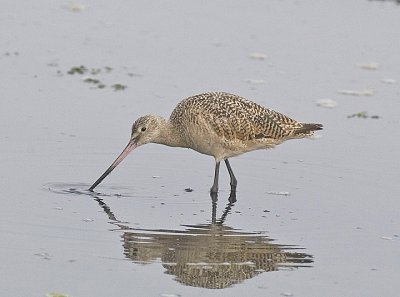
89, 141, 137, 191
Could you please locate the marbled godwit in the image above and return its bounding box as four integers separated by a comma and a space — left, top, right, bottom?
89, 92, 322, 199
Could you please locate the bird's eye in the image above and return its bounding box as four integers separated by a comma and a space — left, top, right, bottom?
141, 127, 147, 132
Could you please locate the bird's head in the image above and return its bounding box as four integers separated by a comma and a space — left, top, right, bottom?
130, 115, 165, 146
88, 115, 166, 191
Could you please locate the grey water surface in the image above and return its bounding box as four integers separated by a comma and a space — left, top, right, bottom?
1, 0, 400, 296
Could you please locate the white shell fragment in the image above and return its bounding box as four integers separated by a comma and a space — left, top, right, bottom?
46, 293, 72, 297
337, 89, 375, 96
357, 62, 379, 70
380, 78, 396, 84
63, 2, 86, 12
316, 98, 337, 108
249, 52, 268, 60
267, 191, 291, 196
243, 79, 265, 84
82, 218, 94, 222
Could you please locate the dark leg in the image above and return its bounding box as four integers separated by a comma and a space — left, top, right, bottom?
224, 159, 237, 190
211, 201, 217, 224
224, 159, 237, 202
210, 161, 220, 201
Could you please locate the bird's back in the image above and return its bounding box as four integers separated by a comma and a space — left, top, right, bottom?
169, 92, 322, 159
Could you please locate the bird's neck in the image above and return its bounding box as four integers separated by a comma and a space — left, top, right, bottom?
152, 120, 188, 148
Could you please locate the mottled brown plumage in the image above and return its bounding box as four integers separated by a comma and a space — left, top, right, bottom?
89, 92, 322, 199
168, 92, 321, 161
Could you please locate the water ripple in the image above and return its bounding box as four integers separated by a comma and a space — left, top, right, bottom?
44, 182, 154, 198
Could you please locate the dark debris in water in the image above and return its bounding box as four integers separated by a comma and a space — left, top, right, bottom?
111, 83, 127, 91
83, 77, 106, 89
62, 65, 129, 91
67, 65, 87, 75
83, 77, 101, 84
347, 111, 380, 119
67, 66, 113, 75
4, 51, 20, 56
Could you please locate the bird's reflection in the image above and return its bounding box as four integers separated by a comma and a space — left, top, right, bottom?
90, 193, 313, 289
120, 222, 312, 289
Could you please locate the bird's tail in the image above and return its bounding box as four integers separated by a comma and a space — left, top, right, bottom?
294, 123, 323, 136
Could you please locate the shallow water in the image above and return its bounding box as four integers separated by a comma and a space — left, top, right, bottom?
48, 183, 314, 289
1, 0, 400, 296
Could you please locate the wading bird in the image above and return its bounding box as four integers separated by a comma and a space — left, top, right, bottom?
89, 92, 322, 200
